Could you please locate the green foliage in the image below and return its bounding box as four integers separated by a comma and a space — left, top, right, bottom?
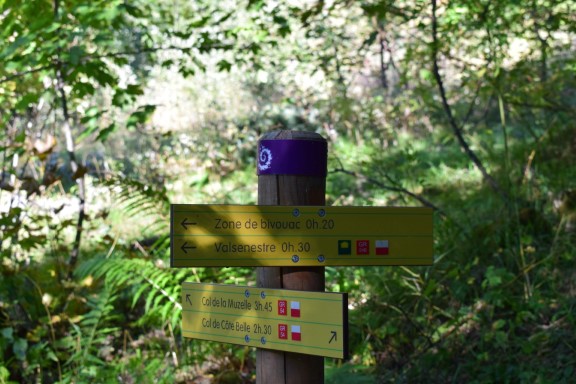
63, 285, 119, 382
75, 255, 184, 329
1, 0, 575, 382
326, 362, 376, 384
103, 174, 170, 232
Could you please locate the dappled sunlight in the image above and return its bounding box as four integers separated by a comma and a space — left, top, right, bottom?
0, 0, 574, 382
426, 163, 483, 193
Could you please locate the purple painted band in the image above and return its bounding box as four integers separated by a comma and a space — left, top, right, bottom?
257, 139, 327, 176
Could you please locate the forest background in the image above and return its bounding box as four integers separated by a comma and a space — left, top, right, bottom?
0, 0, 575, 383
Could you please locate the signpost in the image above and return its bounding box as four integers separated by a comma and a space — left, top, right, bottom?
172, 130, 434, 383
171, 204, 433, 267
181, 283, 348, 359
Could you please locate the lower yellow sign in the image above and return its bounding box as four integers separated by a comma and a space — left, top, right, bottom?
181, 283, 348, 359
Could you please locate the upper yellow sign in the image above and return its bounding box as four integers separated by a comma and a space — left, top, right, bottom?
181, 283, 348, 359
170, 204, 433, 267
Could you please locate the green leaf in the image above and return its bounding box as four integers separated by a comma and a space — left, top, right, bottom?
125, 84, 143, 95
1, 327, 14, 342
98, 6, 121, 22
73, 81, 96, 98
161, 59, 174, 68
13, 338, 28, 361
112, 85, 143, 107
0, 34, 33, 60
81, 61, 116, 86
419, 69, 432, 81
214, 11, 234, 25
43, 22, 62, 34
492, 319, 506, 330
96, 123, 118, 142
247, 0, 265, 10
15, 93, 39, 110
121, 3, 144, 18
216, 59, 232, 72
69, 45, 84, 66
188, 16, 211, 29
15, 131, 26, 144
361, 31, 378, 49
483, 266, 512, 288
20, 40, 37, 56
172, 30, 192, 39
3, 60, 20, 72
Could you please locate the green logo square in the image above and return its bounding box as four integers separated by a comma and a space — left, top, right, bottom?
338, 240, 351, 255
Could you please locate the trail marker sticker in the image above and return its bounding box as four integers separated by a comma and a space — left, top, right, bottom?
258, 145, 273, 171
181, 283, 348, 359
375, 240, 390, 255
170, 204, 433, 267
257, 139, 328, 177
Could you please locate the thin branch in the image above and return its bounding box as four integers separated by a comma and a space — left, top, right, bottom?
24, 274, 62, 381
331, 166, 447, 217
378, 21, 388, 89
431, 0, 507, 202
331, 162, 472, 236
378, 300, 435, 351
461, 78, 485, 127
0, 65, 52, 85
54, 0, 85, 278
505, 99, 575, 115
0, 40, 236, 85
405, 308, 479, 369
0, 46, 181, 85
332, 40, 347, 88
56, 68, 85, 275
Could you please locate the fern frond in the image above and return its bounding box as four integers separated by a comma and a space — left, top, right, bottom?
76, 255, 189, 328
99, 175, 170, 231
63, 284, 118, 382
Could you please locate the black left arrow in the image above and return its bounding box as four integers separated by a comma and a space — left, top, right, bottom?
186, 294, 192, 306
329, 331, 337, 344
181, 218, 197, 230
181, 242, 196, 254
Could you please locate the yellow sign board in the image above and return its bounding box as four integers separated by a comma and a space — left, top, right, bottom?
171, 204, 433, 267
181, 283, 348, 359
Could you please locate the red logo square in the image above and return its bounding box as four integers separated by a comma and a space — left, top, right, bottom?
278, 324, 287, 339
356, 240, 370, 255
278, 300, 287, 316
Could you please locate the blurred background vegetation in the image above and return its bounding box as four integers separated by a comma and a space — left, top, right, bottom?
1, 0, 575, 382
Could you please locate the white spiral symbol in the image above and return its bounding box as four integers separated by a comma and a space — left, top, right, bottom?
258, 145, 273, 171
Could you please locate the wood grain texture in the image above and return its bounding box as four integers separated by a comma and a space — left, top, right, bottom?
256, 130, 326, 384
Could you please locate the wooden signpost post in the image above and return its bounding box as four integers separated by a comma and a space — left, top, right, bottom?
170, 130, 434, 383
256, 130, 327, 384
